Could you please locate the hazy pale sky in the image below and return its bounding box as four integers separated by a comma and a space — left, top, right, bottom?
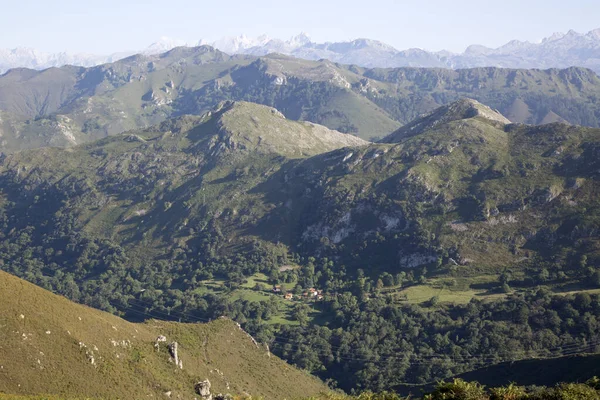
2, 0, 599, 54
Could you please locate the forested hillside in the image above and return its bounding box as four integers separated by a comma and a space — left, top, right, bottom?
0, 98, 599, 391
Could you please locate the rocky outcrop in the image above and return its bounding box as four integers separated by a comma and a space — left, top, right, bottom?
141, 89, 172, 106
398, 252, 438, 269
195, 379, 212, 400
154, 335, 167, 351
193, 379, 232, 400
168, 341, 183, 369
78, 342, 96, 366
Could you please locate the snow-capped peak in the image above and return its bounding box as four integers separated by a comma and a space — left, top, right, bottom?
211, 34, 272, 54
143, 37, 189, 55
3, 27, 600, 75
464, 44, 493, 55
586, 28, 600, 40
288, 32, 312, 48
543, 31, 567, 43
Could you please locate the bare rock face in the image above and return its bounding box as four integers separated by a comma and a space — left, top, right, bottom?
168, 342, 183, 369
195, 379, 212, 400
155, 335, 167, 351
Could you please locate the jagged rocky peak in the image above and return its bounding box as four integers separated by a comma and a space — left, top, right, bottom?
380, 98, 511, 143
443, 98, 511, 124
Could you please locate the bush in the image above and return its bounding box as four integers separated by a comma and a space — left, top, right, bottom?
428, 295, 441, 307
425, 379, 488, 400
489, 383, 527, 400
528, 383, 600, 400
586, 377, 600, 390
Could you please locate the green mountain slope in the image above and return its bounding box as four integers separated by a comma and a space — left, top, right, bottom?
0, 66, 83, 117
0, 46, 250, 151
381, 98, 510, 142
2, 48, 600, 151
0, 269, 328, 399
0, 101, 367, 292
1, 99, 600, 391
1, 98, 600, 297
249, 101, 597, 277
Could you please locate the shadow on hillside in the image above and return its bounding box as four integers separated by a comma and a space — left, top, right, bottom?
242, 159, 303, 246
394, 354, 600, 397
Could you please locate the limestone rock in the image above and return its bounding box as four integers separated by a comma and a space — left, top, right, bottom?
195, 379, 212, 400
168, 342, 182, 369
155, 335, 167, 351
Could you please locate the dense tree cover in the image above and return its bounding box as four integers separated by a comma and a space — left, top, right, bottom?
0, 174, 597, 394
418, 378, 600, 400
308, 378, 600, 400
264, 289, 600, 391
0, 198, 599, 392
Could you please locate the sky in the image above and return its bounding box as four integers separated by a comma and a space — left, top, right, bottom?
2, 0, 600, 54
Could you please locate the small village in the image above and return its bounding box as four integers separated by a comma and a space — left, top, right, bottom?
272, 285, 324, 301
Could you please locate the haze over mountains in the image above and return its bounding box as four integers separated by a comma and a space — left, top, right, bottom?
2, 28, 600, 74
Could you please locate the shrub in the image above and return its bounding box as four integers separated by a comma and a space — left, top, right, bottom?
489, 383, 527, 400
425, 379, 488, 400
528, 383, 600, 400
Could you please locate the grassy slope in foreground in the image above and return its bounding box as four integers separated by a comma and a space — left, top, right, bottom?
0, 270, 328, 399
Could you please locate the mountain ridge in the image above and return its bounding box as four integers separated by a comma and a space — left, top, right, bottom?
2, 50, 600, 152
381, 98, 512, 143
3, 27, 600, 74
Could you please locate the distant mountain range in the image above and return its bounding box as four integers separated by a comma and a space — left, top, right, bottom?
2, 28, 600, 74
